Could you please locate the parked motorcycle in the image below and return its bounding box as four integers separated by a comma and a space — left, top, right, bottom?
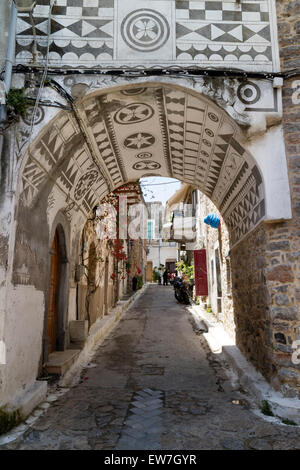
173, 277, 190, 305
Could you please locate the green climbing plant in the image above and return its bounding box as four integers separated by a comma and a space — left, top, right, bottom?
137, 275, 143, 289
260, 400, 274, 417
152, 269, 159, 282
176, 260, 194, 284
7, 88, 29, 119
0, 407, 21, 435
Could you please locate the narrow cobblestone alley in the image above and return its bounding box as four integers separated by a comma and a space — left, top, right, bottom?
2, 285, 300, 451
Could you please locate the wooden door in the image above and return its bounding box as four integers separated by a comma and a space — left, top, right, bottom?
146, 261, 153, 282
194, 249, 208, 297
47, 231, 60, 353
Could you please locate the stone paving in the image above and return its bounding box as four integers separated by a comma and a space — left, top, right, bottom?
1, 284, 300, 450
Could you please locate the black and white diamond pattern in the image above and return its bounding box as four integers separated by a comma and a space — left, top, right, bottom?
176, 1, 269, 22
15, 0, 275, 69
36, 0, 114, 17
175, 1, 272, 65
18, 16, 113, 38
116, 389, 165, 450
16, 0, 115, 65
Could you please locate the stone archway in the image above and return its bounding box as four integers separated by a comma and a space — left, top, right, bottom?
5, 81, 296, 402
45, 222, 69, 357
18, 82, 269, 247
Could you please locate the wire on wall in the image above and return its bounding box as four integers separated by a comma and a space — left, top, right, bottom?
10, 64, 300, 81
28, 0, 55, 137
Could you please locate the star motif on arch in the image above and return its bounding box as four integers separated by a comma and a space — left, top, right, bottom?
115, 103, 154, 124
124, 132, 155, 149
134, 19, 159, 41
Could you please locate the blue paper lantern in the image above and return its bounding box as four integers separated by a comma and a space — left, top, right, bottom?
204, 214, 220, 229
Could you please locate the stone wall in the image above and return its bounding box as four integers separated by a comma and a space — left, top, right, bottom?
223, 0, 300, 396
263, 0, 300, 395
197, 188, 298, 394
77, 216, 147, 328
197, 193, 235, 340
77, 218, 115, 326
230, 219, 300, 396
127, 238, 147, 292
230, 224, 272, 381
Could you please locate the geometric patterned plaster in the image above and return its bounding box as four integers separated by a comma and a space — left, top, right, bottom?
19, 83, 265, 245
15, 0, 279, 72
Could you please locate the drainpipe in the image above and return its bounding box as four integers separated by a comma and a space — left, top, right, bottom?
0, 1, 17, 181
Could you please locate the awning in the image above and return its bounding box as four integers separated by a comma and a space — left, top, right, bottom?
166, 184, 191, 208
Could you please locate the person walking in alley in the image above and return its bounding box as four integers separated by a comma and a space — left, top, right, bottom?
132, 275, 138, 291
163, 269, 169, 286
157, 267, 162, 285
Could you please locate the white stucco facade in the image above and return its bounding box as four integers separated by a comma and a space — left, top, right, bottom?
147, 242, 178, 270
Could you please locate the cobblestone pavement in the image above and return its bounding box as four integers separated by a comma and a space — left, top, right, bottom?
2, 285, 300, 450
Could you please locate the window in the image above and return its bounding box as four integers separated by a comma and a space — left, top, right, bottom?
147, 220, 155, 240
191, 190, 198, 217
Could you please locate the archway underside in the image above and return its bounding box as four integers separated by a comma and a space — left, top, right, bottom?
20, 83, 265, 245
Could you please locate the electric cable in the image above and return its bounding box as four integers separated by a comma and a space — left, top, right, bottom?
140, 181, 181, 186
28, 0, 55, 137
11, 63, 300, 80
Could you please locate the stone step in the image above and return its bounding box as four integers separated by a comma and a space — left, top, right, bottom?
68, 341, 85, 350
45, 349, 81, 376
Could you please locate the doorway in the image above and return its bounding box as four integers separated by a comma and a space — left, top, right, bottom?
166, 261, 176, 273
47, 230, 60, 353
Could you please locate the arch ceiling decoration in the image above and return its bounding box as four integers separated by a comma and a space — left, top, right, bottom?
20, 83, 265, 245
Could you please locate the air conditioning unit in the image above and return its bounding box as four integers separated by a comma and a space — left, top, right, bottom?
13, 0, 37, 12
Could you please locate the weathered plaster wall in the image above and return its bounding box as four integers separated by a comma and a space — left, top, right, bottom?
147, 244, 178, 271
77, 219, 115, 326
0, 198, 12, 403
245, 125, 292, 222
0, 0, 11, 71
3, 285, 44, 406
127, 238, 147, 291
0, 132, 23, 406
0, 209, 70, 408
76, 213, 147, 331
